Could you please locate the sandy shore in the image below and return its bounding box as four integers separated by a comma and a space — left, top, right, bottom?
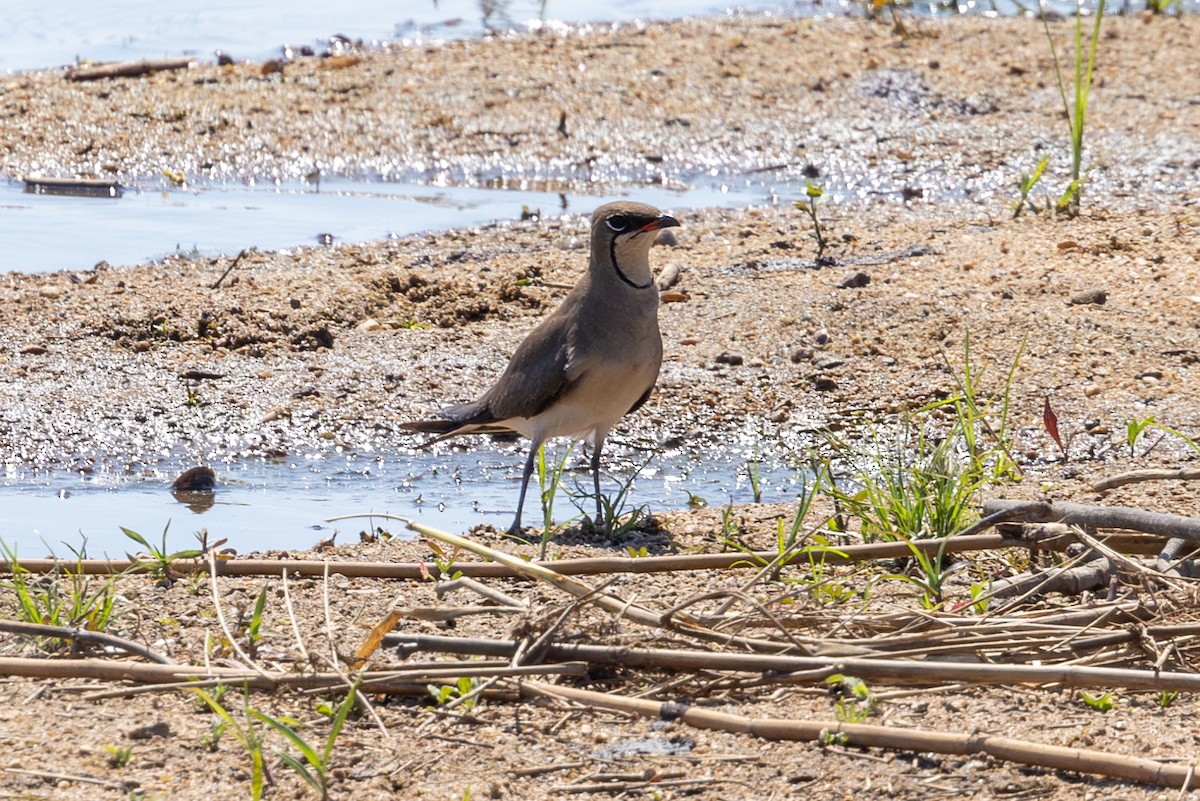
2, 12, 1200, 800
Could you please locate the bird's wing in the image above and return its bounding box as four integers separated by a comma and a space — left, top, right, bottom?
480, 303, 579, 421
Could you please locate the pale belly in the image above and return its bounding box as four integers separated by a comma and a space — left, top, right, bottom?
506, 362, 657, 445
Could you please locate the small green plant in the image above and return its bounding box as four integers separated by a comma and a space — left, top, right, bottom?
251, 680, 361, 801
716, 504, 746, 553
1079, 690, 1116, 712
1157, 690, 1179, 709
1124, 415, 1200, 458
1012, 155, 1050, 218
625, 545, 649, 558
968, 579, 992, 615
399, 317, 430, 330
746, 458, 763, 503
0, 541, 120, 648
535, 442, 575, 558
794, 181, 828, 260
564, 448, 657, 541
819, 728, 850, 746
1145, 0, 1180, 13
826, 674, 876, 723
1041, 0, 1107, 216
882, 537, 963, 610
122, 523, 204, 583
238, 583, 270, 658
191, 686, 270, 800
683, 490, 708, 509
104, 744, 133, 768
428, 676, 481, 712
422, 541, 463, 581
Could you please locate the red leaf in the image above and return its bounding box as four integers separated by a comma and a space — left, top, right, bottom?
1043, 397, 1064, 453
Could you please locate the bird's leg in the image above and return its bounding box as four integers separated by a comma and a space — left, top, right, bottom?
507, 443, 540, 538
591, 439, 606, 534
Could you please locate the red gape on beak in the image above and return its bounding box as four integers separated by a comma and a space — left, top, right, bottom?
637, 214, 680, 233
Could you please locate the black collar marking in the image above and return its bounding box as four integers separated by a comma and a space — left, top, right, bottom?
610, 222, 656, 290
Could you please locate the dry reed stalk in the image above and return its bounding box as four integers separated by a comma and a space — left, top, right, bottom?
518, 681, 1196, 790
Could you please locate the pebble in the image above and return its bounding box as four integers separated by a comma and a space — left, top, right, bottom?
715, 351, 744, 366
1069, 288, 1107, 305
172, 465, 217, 491
837, 271, 870, 289
813, 376, 837, 392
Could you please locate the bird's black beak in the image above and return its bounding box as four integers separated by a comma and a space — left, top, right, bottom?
637, 214, 680, 233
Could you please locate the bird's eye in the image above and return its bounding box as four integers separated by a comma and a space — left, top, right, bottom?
605, 216, 630, 232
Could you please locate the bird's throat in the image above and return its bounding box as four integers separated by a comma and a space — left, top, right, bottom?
610, 238, 655, 290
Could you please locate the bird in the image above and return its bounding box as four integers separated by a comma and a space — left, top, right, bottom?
401, 200, 680, 537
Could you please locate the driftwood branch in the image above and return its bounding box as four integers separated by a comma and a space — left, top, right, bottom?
66, 57, 194, 82
0, 619, 177, 665
1094, 467, 1200, 493
982, 500, 1200, 542
519, 681, 1196, 790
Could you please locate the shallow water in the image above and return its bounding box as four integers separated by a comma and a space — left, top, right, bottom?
0, 442, 810, 559
2, 177, 775, 273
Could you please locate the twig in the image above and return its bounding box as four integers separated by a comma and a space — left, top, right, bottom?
210, 247, 254, 289
281, 569, 311, 665
3, 766, 130, 790
361, 514, 806, 656
1093, 467, 1200, 493
65, 57, 194, 81
519, 681, 1197, 790
0, 619, 176, 665
435, 575, 526, 608
510, 761, 588, 778
206, 549, 268, 677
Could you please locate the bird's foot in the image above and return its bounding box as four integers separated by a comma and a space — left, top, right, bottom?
504, 521, 532, 541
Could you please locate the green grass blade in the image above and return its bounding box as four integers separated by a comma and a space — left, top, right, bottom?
249, 709, 323, 774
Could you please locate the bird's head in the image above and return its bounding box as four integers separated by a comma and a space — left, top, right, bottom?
589, 201, 680, 290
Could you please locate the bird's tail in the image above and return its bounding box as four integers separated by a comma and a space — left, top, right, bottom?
399, 419, 461, 435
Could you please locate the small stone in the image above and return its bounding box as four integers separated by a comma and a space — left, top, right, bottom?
790, 348, 813, 364
1069, 288, 1107, 305
1084, 384, 1102, 397
813, 376, 838, 392
813, 330, 830, 346
128, 720, 171, 740
715, 351, 744, 366
837, 271, 870, 289
172, 466, 216, 491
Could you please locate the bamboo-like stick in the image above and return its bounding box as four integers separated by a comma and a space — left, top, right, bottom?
389, 633, 1200, 693
519, 682, 1196, 790
0, 655, 583, 692
3, 532, 1164, 578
